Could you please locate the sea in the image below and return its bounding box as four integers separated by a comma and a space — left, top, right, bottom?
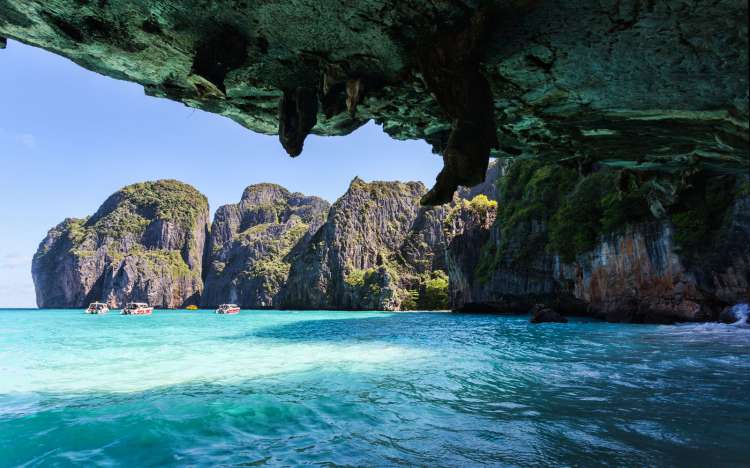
1, 308, 749, 467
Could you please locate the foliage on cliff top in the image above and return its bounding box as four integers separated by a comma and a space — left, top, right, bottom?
348, 177, 424, 200
445, 194, 498, 226
86, 180, 208, 239
119, 180, 208, 228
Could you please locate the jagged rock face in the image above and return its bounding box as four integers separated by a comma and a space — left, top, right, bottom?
200, 184, 329, 308
2, 1, 746, 202
32, 180, 209, 308
447, 162, 750, 323
279, 178, 449, 310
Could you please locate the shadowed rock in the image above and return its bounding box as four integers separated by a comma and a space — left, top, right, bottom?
529, 304, 568, 324
279, 88, 318, 157
1, 1, 745, 202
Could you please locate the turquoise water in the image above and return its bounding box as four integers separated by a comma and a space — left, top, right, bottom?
1, 309, 749, 467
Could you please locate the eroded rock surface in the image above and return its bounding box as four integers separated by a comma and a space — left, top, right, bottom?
32, 180, 209, 308
279, 178, 450, 310
2, 1, 746, 201
447, 161, 750, 323
200, 184, 329, 308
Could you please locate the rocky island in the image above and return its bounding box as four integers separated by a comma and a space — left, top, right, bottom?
32, 180, 209, 309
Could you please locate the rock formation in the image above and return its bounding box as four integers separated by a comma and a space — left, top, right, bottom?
32, 166, 748, 319
447, 161, 750, 323
32, 180, 209, 308
279, 178, 450, 310
200, 184, 329, 308
2, 1, 746, 202
529, 304, 567, 324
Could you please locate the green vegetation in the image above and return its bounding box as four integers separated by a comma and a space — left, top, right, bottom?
419, 271, 449, 310
401, 289, 420, 310
225, 218, 312, 295
476, 160, 659, 279
669, 175, 738, 254
83, 180, 207, 240
120, 180, 208, 230
344, 266, 449, 311
474, 159, 744, 282
548, 172, 651, 262
446, 194, 498, 226
141, 249, 196, 279
344, 269, 367, 287
468, 194, 497, 216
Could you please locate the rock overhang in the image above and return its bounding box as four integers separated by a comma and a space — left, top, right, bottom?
1, 0, 747, 203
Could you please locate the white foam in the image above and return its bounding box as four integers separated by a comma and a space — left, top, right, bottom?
727, 303, 749, 326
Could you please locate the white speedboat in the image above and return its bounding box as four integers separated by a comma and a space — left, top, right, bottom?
215, 304, 240, 315
85, 302, 109, 314
121, 302, 153, 315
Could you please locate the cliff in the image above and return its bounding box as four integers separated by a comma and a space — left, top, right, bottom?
447, 161, 750, 323
278, 178, 450, 310
200, 184, 329, 308
2, 2, 746, 203
32, 180, 209, 308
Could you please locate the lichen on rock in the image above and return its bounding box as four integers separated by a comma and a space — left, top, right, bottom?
2, 1, 745, 203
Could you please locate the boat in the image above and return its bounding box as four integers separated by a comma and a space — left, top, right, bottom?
215, 304, 240, 315
121, 302, 153, 315
85, 302, 109, 314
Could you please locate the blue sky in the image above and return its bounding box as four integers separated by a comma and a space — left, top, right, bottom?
0, 40, 441, 308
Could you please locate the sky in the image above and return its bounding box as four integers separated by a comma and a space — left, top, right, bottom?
0, 40, 442, 308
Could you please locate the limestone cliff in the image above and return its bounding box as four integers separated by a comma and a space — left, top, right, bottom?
32, 180, 209, 308
2, 1, 746, 202
279, 178, 450, 310
447, 161, 750, 323
200, 184, 329, 308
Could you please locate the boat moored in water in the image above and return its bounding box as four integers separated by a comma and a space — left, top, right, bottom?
85, 302, 109, 314
121, 302, 153, 315
215, 304, 240, 315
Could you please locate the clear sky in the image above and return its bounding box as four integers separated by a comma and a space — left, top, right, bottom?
0, 40, 442, 308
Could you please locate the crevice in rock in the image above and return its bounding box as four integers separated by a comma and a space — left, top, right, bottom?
41, 12, 84, 42
191, 26, 248, 94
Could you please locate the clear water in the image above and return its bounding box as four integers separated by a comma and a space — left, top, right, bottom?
1, 309, 749, 467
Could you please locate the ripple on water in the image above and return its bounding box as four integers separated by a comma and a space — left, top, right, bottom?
0, 310, 749, 466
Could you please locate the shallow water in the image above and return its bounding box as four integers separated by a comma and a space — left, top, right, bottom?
1, 309, 749, 466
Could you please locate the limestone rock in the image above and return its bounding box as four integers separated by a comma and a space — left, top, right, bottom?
448, 161, 750, 323
200, 184, 329, 308
32, 180, 209, 308
529, 304, 567, 324
278, 177, 450, 310
2, 1, 746, 202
